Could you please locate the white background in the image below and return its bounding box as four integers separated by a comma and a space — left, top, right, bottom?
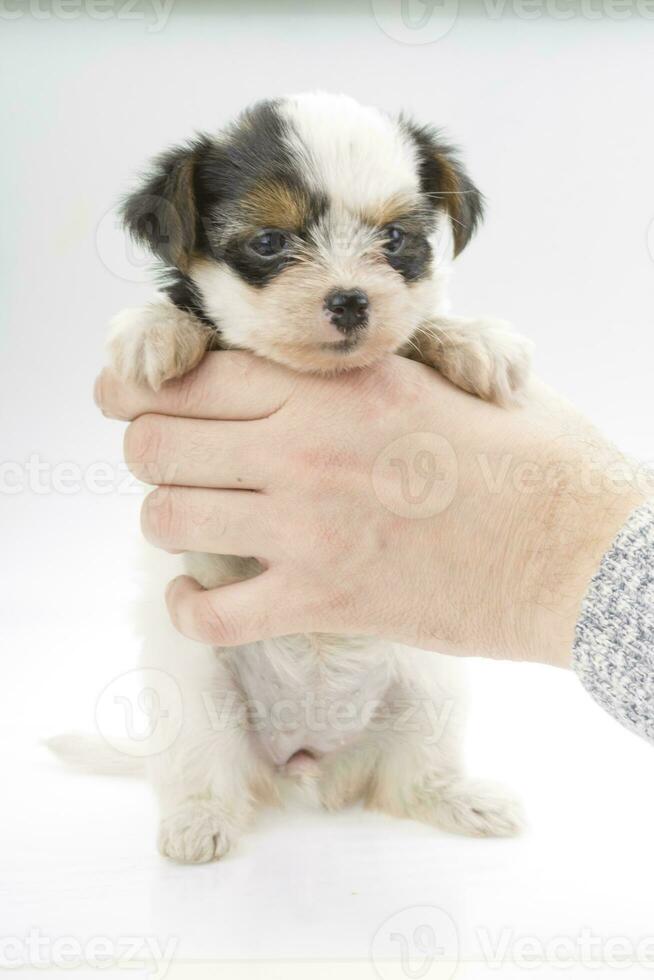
1, 2, 654, 977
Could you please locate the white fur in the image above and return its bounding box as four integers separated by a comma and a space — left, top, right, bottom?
282, 92, 420, 212
43, 734, 144, 776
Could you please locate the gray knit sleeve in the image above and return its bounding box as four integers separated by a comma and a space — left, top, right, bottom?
573, 500, 654, 743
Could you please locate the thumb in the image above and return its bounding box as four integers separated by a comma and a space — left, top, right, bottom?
165, 573, 306, 647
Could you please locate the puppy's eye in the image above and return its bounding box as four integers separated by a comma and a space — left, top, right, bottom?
383, 225, 406, 255
248, 229, 289, 258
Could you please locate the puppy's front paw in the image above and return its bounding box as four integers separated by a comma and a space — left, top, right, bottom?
108, 298, 211, 391
158, 800, 235, 864
440, 318, 533, 406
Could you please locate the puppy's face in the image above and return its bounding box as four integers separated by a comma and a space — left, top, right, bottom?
123, 93, 483, 373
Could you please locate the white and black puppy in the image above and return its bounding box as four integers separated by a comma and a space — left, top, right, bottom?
56, 93, 531, 863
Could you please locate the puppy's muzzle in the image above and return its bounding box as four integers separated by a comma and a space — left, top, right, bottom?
324, 288, 369, 335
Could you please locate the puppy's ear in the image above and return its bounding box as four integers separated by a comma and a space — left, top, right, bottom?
120, 135, 212, 272
404, 120, 485, 257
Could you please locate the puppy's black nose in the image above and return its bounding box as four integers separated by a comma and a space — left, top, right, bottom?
324, 289, 369, 334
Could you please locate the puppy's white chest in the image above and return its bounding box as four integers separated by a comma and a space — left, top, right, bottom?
227, 634, 394, 767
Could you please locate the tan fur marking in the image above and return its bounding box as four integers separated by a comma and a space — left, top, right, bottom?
242, 181, 310, 230
169, 156, 198, 273
433, 153, 466, 255
359, 192, 419, 228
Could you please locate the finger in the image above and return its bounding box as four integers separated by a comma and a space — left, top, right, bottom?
123, 413, 274, 489
166, 573, 310, 647
141, 487, 275, 557
95, 350, 297, 422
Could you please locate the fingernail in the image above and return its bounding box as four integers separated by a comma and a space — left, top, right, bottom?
94, 370, 128, 420
93, 374, 105, 411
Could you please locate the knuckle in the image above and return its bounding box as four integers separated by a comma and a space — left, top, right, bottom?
175, 363, 206, 413
124, 414, 163, 480
286, 441, 360, 490
323, 583, 355, 618
166, 580, 185, 634
315, 520, 344, 554
142, 487, 179, 544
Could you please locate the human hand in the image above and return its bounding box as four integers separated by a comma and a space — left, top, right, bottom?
95, 352, 645, 666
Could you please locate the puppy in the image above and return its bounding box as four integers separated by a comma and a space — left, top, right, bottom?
59, 93, 531, 862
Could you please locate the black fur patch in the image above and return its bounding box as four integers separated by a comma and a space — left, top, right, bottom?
380, 212, 434, 282
161, 271, 215, 326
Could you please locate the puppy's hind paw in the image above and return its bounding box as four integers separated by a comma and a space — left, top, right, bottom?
158, 801, 236, 864
413, 777, 525, 838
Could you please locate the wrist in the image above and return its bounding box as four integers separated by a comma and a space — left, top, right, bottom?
515, 463, 646, 669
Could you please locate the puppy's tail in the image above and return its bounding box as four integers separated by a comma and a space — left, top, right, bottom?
44, 733, 145, 777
